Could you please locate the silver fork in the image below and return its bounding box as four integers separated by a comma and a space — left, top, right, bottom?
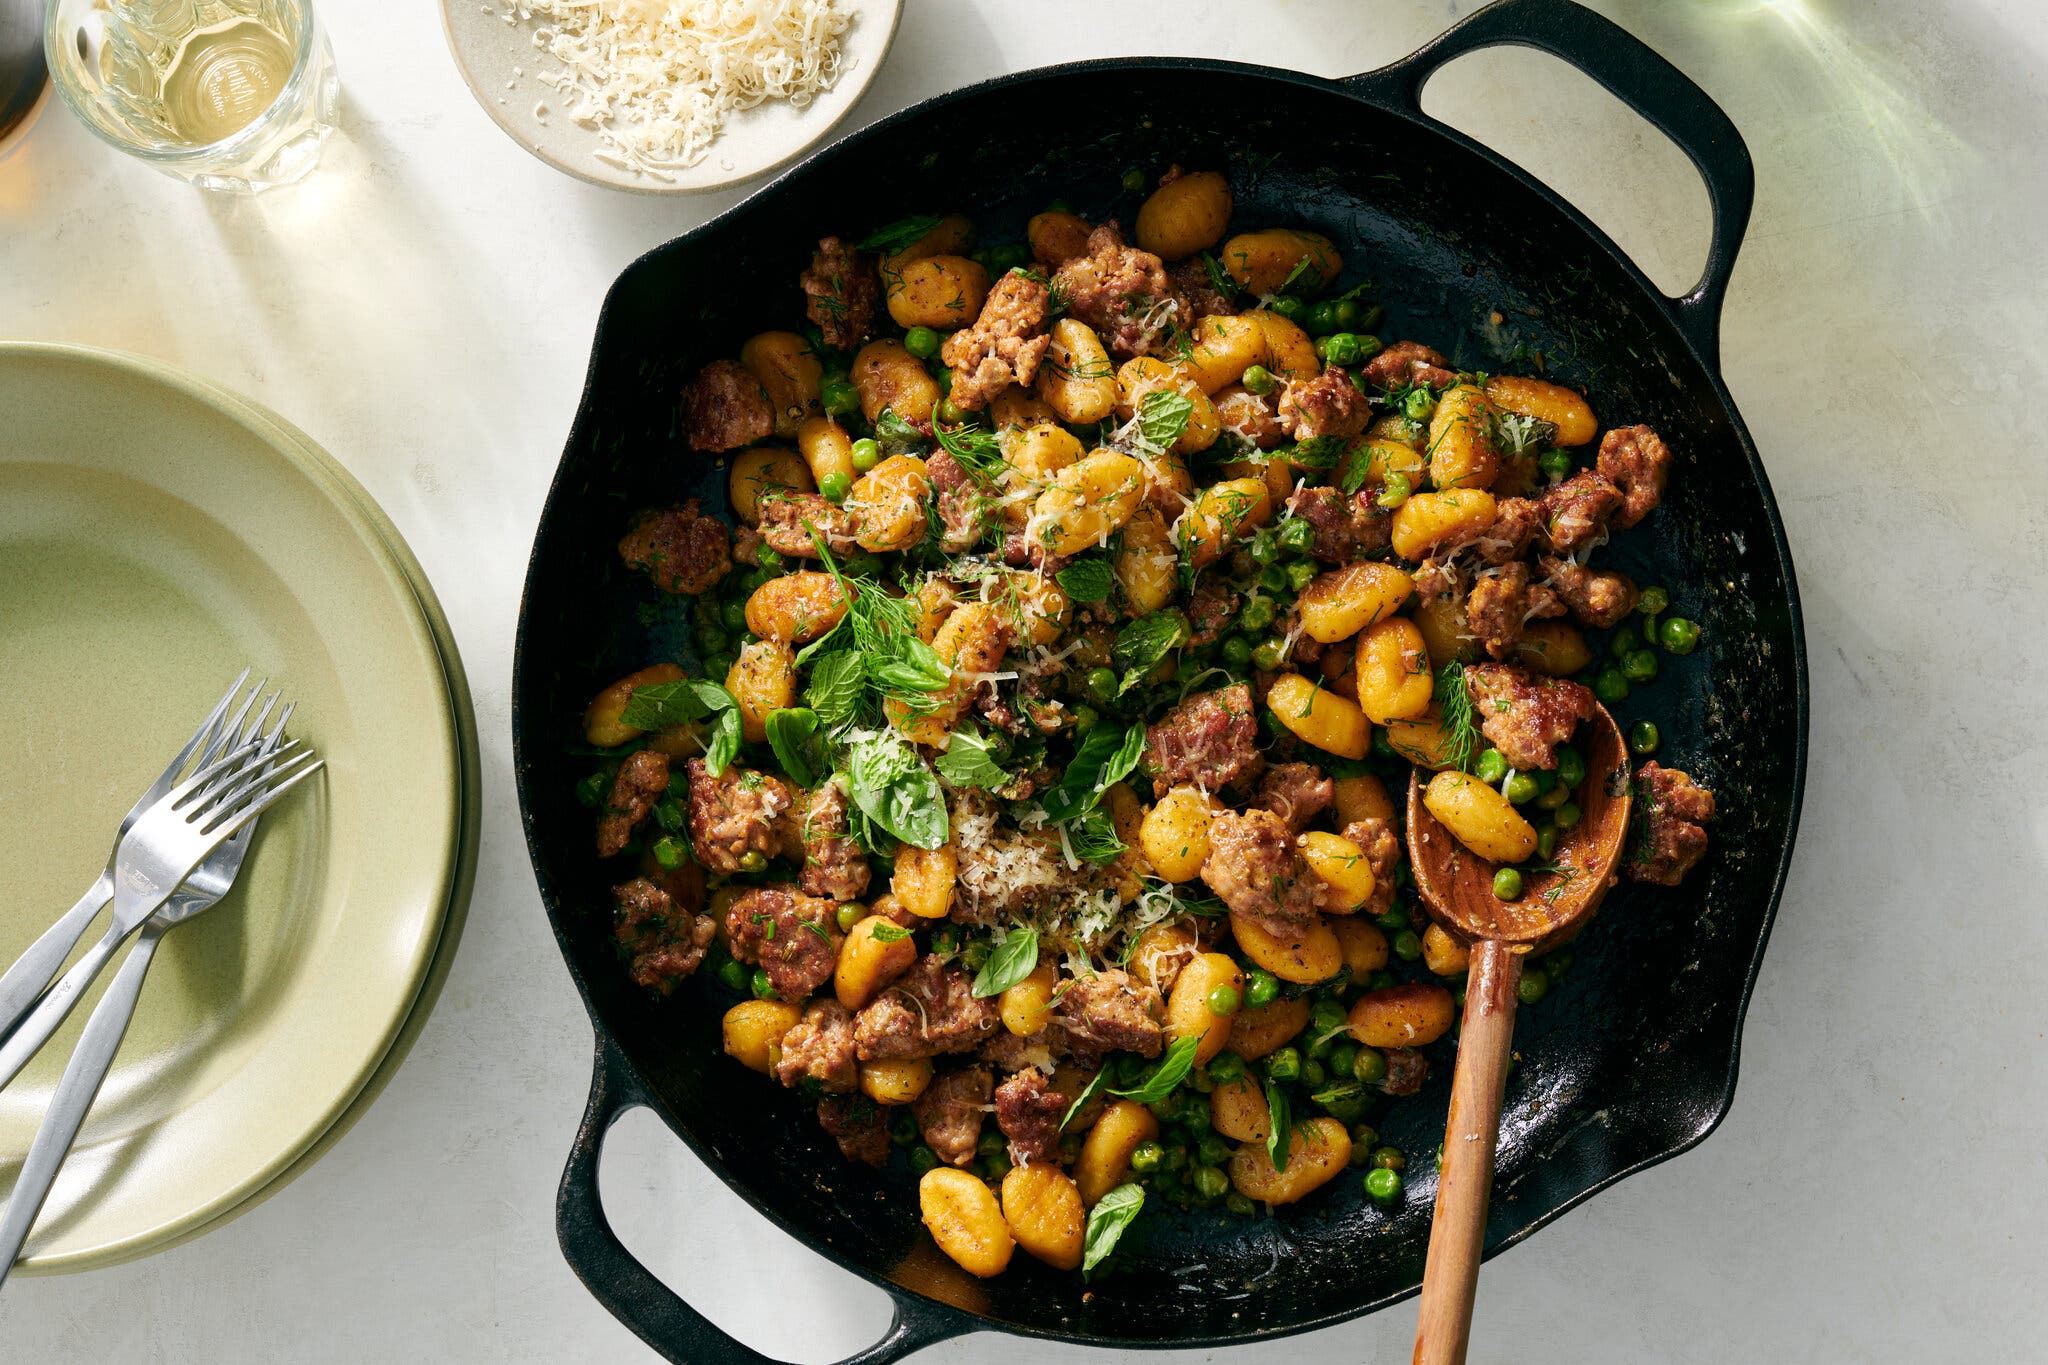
0, 681, 280, 1091
0, 721, 321, 1280
0, 669, 251, 1042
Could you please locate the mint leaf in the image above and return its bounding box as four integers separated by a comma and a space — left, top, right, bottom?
1056, 556, 1116, 604
971, 928, 1039, 999
1136, 388, 1194, 454
804, 651, 866, 725
933, 723, 1008, 790
871, 922, 912, 943
618, 678, 702, 731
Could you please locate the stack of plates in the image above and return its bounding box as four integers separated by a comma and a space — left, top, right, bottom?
0, 344, 479, 1272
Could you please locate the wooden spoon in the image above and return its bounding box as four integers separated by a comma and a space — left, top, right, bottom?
1406, 702, 1634, 1365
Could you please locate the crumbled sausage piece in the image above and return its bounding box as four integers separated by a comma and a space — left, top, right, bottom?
942, 271, 1053, 411
995, 1068, 1067, 1166
1360, 340, 1456, 391
1595, 424, 1671, 529
1250, 761, 1335, 834
1472, 496, 1543, 566
776, 999, 859, 1093
1339, 817, 1403, 919
731, 524, 765, 567
681, 359, 773, 453
725, 884, 841, 1001
1466, 562, 1535, 661
1287, 483, 1393, 564
926, 450, 991, 554
598, 749, 671, 857
618, 500, 733, 595
1145, 682, 1263, 797
611, 877, 715, 992
1465, 664, 1597, 772
1051, 222, 1188, 359
1537, 555, 1639, 629
1201, 808, 1325, 932
1380, 1047, 1429, 1096
854, 956, 1002, 1061
816, 1095, 889, 1166
800, 237, 880, 350
798, 779, 871, 902
1627, 761, 1715, 886
758, 491, 861, 559
1538, 471, 1624, 555
1187, 582, 1239, 647
1054, 969, 1165, 1059
1415, 556, 1464, 606
1277, 368, 1371, 442
686, 759, 798, 875
914, 1065, 992, 1167
1167, 256, 1237, 320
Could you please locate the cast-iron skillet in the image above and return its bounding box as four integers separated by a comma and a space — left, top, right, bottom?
513, 1, 1809, 1358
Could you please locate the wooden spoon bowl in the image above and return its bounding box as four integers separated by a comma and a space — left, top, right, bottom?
1405, 700, 1633, 1365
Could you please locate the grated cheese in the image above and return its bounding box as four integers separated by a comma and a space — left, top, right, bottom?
505, 0, 854, 178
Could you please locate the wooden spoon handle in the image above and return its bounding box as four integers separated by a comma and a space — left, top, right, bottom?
1411, 937, 1523, 1365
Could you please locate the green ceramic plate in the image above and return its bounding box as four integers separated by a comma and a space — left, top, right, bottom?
0, 344, 463, 1271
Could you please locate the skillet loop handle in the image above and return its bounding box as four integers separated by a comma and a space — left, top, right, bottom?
556, 1034, 974, 1365
1344, 0, 1753, 366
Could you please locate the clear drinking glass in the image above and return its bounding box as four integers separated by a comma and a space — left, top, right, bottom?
44, 0, 338, 192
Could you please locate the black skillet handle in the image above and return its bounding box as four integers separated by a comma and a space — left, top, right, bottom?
1345, 0, 1754, 367
557, 1034, 976, 1365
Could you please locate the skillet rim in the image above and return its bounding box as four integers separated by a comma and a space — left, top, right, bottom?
513, 50, 1811, 1352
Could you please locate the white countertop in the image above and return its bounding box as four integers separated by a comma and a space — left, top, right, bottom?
6, 0, 2047, 1359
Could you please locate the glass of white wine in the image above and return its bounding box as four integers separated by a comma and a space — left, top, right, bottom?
44, 0, 338, 192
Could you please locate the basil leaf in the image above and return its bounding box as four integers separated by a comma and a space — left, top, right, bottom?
1041, 721, 1145, 824
933, 723, 1008, 790
764, 708, 827, 789
1110, 1035, 1201, 1105
971, 928, 1039, 999
703, 707, 743, 777
871, 922, 912, 943
858, 214, 943, 255
804, 651, 866, 725
1055, 556, 1116, 604
1136, 388, 1194, 454
1081, 1184, 1145, 1280
1100, 722, 1147, 793
1264, 1077, 1292, 1172
618, 678, 704, 731
848, 733, 949, 850
1060, 1065, 1111, 1133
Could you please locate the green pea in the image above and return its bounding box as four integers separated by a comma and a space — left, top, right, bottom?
1623, 649, 1659, 684
695, 622, 731, 655
1351, 1122, 1380, 1151
1279, 517, 1316, 555
963, 939, 991, 972
1304, 300, 1339, 335
909, 1145, 939, 1176
1364, 1167, 1403, 1203
1473, 748, 1507, 785
720, 599, 749, 633
1192, 1165, 1230, 1202
1374, 906, 1409, 933
1179, 1102, 1213, 1135
742, 567, 773, 593
1503, 772, 1540, 805
1637, 586, 1670, 616
1372, 1145, 1406, 1172
1207, 984, 1243, 1017
1555, 744, 1586, 789
1368, 970, 1398, 992
1375, 473, 1412, 509
1593, 667, 1630, 705
980, 1152, 1014, 1183
1122, 167, 1147, 194
1207, 1051, 1248, 1083
1330, 298, 1362, 330
929, 925, 959, 956
1328, 1041, 1359, 1078
1198, 1134, 1232, 1168
1241, 363, 1278, 396
889, 1108, 920, 1145
1310, 999, 1348, 1036
1402, 387, 1437, 422
835, 902, 862, 933
1286, 559, 1317, 592
756, 544, 788, 574
1225, 1191, 1256, 1216
702, 652, 735, 681
1251, 639, 1285, 672
750, 968, 776, 999
937, 396, 968, 425
1536, 783, 1570, 811
1220, 635, 1253, 668
976, 1130, 1006, 1159
1253, 565, 1284, 597
903, 325, 941, 359
1084, 666, 1119, 706
1301, 1058, 1327, 1089
1547, 948, 1574, 976
1660, 617, 1702, 654
1321, 332, 1364, 366
820, 377, 860, 416
651, 835, 686, 870
990, 242, 1031, 272
1069, 703, 1100, 735
1553, 800, 1582, 830
849, 437, 881, 471
1629, 721, 1661, 755
1531, 768, 1557, 795
1351, 1047, 1387, 1085
574, 771, 609, 809
1264, 1047, 1302, 1082
1517, 966, 1549, 1005
717, 958, 748, 993
842, 550, 883, 579
1392, 929, 1422, 961
1268, 295, 1306, 322
738, 850, 768, 875
1244, 970, 1280, 1009
1162, 1145, 1189, 1172
1536, 825, 1560, 859
1609, 624, 1641, 659
1492, 867, 1523, 900
816, 470, 852, 505
1537, 448, 1573, 481
1239, 595, 1276, 632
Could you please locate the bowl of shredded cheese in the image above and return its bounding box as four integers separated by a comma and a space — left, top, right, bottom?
442, 0, 900, 193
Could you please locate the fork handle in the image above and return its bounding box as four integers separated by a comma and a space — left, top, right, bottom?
0, 882, 110, 1045
0, 925, 163, 1283
0, 922, 132, 1095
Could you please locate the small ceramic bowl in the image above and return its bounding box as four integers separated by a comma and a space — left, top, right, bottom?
440, 0, 902, 194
